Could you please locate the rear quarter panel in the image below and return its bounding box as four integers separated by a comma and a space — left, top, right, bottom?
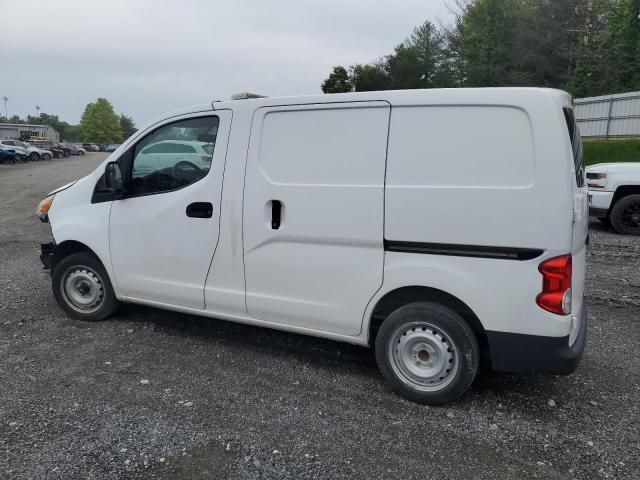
380, 90, 576, 338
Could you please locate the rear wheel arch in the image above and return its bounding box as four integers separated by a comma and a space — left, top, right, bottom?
368, 286, 489, 359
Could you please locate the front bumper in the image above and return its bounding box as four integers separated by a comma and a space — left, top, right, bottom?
40, 242, 55, 270
588, 190, 614, 217
486, 305, 588, 375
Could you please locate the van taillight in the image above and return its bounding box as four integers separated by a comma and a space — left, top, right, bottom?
536, 255, 572, 315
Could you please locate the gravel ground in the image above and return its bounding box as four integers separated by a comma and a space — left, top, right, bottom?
1, 155, 639, 479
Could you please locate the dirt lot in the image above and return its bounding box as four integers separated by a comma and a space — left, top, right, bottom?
1, 155, 639, 479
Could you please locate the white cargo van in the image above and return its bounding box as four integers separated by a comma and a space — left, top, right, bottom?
36, 89, 588, 404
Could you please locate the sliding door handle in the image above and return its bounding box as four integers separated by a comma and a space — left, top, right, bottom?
271, 200, 282, 229
186, 202, 213, 218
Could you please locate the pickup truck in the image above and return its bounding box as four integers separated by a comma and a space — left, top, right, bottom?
587, 162, 640, 235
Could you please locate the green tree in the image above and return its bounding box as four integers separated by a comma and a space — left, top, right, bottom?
119, 114, 137, 140
403, 20, 452, 88
599, 0, 640, 92
79, 98, 123, 143
461, 0, 528, 87
321, 66, 353, 93
350, 63, 390, 91
442, 15, 467, 87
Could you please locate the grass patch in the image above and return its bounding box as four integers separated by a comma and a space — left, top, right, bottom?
583, 139, 640, 166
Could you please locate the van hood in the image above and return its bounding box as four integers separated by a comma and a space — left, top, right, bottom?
47, 180, 78, 196
587, 162, 640, 173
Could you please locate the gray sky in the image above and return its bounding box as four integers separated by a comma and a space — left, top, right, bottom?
1, 0, 452, 126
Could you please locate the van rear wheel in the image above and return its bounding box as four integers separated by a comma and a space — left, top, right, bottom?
52, 252, 120, 321
610, 194, 640, 236
375, 302, 479, 405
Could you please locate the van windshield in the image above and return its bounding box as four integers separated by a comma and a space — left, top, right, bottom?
563, 107, 584, 187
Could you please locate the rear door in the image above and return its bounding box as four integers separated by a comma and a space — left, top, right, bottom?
564, 106, 588, 343
242, 102, 390, 335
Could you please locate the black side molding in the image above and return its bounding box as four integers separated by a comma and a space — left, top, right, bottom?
384, 240, 543, 261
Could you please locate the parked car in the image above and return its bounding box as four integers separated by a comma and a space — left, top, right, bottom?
105, 144, 120, 152
1, 140, 51, 161
0, 145, 18, 164
97, 144, 107, 152
132, 140, 214, 174
35, 88, 587, 405
62, 144, 85, 156
33, 142, 64, 159
0, 140, 29, 162
587, 162, 640, 235
53, 143, 72, 157
25, 143, 54, 161
32, 141, 71, 158
82, 143, 99, 152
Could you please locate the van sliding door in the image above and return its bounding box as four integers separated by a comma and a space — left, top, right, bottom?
242, 102, 390, 336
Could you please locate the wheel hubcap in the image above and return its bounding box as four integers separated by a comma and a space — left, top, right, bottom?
62, 267, 104, 313
388, 322, 458, 392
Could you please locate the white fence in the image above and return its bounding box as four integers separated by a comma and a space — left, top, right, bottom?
575, 91, 640, 139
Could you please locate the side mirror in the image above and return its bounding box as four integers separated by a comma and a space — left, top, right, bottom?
104, 161, 125, 197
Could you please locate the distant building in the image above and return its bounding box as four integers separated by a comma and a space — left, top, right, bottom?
0, 123, 60, 142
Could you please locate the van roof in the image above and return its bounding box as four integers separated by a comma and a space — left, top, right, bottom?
147, 87, 573, 132
211, 87, 573, 112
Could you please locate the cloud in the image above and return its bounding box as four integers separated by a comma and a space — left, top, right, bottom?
1, 0, 452, 125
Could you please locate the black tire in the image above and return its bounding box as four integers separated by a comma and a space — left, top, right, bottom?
52, 252, 120, 321
375, 302, 479, 405
64, 151, 70, 157
610, 194, 640, 236
597, 216, 610, 225
42, 153, 51, 161
30, 152, 40, 161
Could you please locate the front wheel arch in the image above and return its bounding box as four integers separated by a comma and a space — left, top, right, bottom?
53, 240, 101, 271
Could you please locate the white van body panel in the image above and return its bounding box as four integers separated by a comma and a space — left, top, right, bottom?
371, 252, 572, 338
109, 110, 232, 309
47, 172, 120, 295
385, 95, 572, 251
43, 88, 587, 374
242, 102, 390, 335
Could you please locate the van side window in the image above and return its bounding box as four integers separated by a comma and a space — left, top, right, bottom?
130, 116, 219, 196
563, 108, 584, 188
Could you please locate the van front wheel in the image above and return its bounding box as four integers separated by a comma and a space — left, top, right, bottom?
52, 252, 120, 321
375, 302, 479, 405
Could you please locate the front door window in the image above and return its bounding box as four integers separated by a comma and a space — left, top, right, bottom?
130, 116, 219, 196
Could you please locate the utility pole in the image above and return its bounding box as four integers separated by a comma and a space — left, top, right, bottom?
35, 105, 41, 118
2, 96, 7, 119
584, 0, 593, 46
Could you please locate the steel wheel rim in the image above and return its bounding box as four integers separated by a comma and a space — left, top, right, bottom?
388, 321, 459, 392
621, 202, 640, 231
61, 266, 104, 313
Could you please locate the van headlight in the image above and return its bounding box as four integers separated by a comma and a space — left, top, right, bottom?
36, 194, 55, 222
